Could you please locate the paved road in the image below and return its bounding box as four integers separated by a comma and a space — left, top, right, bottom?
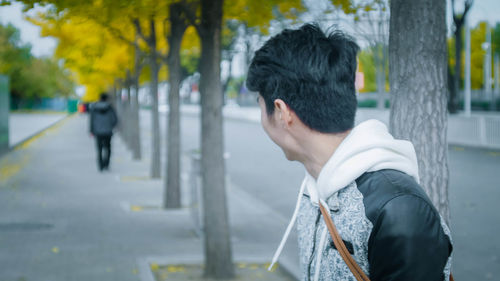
156, 111, 500, 281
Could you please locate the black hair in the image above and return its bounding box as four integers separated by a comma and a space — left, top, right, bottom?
100, 92, 109, 102
247, 23, 359, 133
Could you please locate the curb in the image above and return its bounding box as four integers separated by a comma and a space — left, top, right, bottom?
137, 254, 298, 281
1, 113, 73, 158
135, 180, 301, 281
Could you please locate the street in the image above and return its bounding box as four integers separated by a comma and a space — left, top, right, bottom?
0, 110, 498, 281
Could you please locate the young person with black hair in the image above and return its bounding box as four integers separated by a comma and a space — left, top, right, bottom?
89, 93, 118, 172
247, 23, 452, 281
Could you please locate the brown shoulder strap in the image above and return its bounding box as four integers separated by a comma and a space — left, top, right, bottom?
319, 203, 454, 281
319, 203, 370, 281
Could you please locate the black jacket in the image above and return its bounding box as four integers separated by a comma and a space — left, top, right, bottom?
297, 169, 453, 281
90, 102, 118, 136
356, 170, 453, 280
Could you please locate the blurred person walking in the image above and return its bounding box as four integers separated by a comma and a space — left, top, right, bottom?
89, 93, 118, 171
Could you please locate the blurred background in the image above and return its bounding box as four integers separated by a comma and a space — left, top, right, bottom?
0, 0, 499, 280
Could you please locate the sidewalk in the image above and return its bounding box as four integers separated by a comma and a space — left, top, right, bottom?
0, 114, 299, 280
8, 111, 67, 147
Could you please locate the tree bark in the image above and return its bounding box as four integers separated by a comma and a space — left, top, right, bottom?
164, 2, 187, 209
451, 27, 463, 113
199, 0, 234, 278
130, 35, 142, 160
149, 19, 161, 179
124, 71, 133, 149
389, 0, 450, 223
375, 44, 386, 109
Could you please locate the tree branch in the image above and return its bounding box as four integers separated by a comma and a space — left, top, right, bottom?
132, 18, 150, 45
179, 0, 201, 35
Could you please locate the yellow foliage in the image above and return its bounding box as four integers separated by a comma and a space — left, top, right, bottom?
29, 12, 134, 102
225, 0, 304, 33
449, 21, 493, 90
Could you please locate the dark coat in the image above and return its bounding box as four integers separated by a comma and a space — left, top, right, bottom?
90, 101, 118, 136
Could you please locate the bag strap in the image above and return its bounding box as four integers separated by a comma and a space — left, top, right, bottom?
319, 203, 370, 281
319, 202, 455, 281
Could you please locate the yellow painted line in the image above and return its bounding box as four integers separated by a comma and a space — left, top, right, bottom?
0, 154, 29, 182
166, 265, 185, 273
52, 247, 59, 254
452, 146, 465, 151
249, 264, 259, 270
268, 262, 279, 272
150, 263, 159, 272
487, 151, 500, 157
130, 205, 143, 212
14, 114, 74, 151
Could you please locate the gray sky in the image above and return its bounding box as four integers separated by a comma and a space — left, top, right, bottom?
0, 0, 499, 58
0, 2, 56, 57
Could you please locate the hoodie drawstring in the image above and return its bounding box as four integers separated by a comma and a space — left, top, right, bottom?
268, 177, 307, 271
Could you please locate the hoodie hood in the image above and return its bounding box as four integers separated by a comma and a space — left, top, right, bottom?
305, 119, 419, 204
268, 119, 420, 274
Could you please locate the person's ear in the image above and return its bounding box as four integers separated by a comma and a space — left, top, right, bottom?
274, 99, 292, 128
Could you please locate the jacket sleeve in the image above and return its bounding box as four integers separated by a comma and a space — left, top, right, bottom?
368, 195, 452, 281
111, 106, 118, 128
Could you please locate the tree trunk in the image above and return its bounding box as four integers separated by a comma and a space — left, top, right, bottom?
149, 19, 161, 179
375, 44, 386, 109
124, 72, 132, 149
450, 27, 463, 113
130, 36, 142, 160
389, 0, 450, 223
199, 0, 235, 278
131, 73, 142, 160
165, 2, 187, 209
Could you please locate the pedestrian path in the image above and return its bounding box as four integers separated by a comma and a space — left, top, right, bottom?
0, 113, 299, 280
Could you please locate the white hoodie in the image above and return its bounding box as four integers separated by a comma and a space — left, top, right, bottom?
268, 119, 420, 278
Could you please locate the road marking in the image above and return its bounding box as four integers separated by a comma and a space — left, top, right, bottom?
0, 154, 29, 183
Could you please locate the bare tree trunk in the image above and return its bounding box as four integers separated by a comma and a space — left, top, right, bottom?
164, 2, 187, 209
389, 0, 450, 223
131, 74, 142, 160
451, 28, 463, 113
149, 19, 161, 179
124, 71, 132, 149
199, 0, 234, 278
375, 44, 386, 109
130, 35, 142, 160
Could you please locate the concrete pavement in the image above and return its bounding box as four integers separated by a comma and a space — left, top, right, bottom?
0, 114, 298, 280
1, 106, 499, 281
8, 112, 67, 147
